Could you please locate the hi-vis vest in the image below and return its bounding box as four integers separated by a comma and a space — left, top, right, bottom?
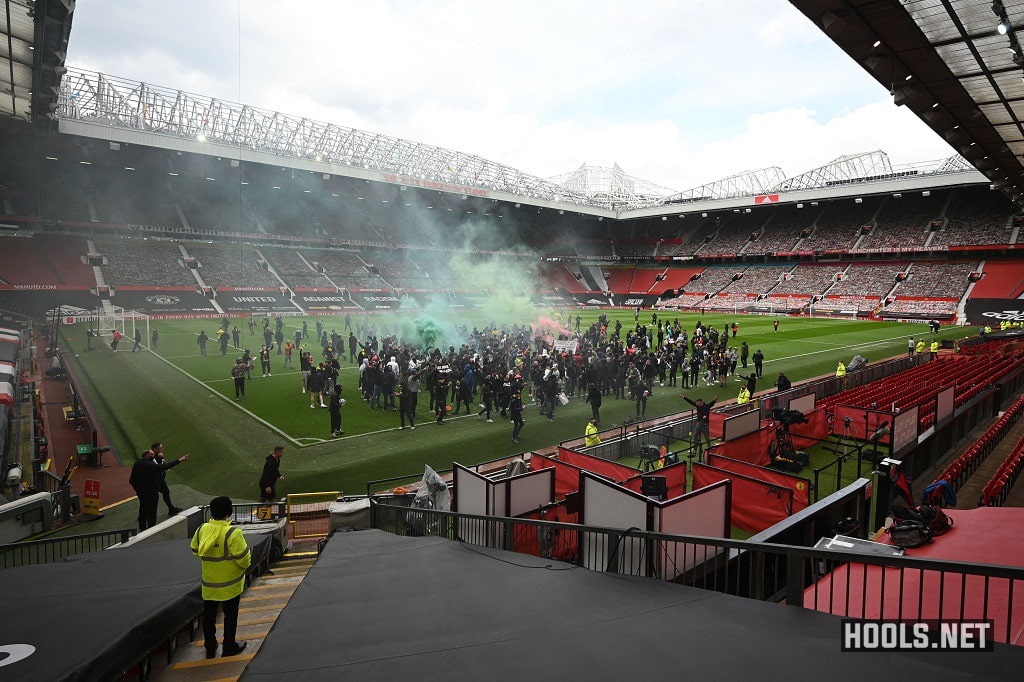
836, 362, 846, 378
191, 519, 250, 601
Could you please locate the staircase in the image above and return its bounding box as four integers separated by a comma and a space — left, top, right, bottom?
148, 551, 318, 682
953, 418, 1024, 510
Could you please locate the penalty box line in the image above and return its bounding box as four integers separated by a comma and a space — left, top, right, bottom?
146, 348, 305, 448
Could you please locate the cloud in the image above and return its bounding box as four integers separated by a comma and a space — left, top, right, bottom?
63, 1, 956, 194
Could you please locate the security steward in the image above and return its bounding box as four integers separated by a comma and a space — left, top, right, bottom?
191, 495, 250, 659
585, 418, 601, 447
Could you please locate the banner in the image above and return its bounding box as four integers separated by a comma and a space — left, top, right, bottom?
965, 298, 1024, 325
753, 194, 780, 205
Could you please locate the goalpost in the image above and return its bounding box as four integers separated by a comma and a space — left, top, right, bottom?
97, 306, 151, 350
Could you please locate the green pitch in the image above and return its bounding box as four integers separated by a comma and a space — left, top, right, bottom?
57, 311, 971, 502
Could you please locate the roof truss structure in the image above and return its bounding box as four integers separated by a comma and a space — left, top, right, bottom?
790, 0, 1024, 205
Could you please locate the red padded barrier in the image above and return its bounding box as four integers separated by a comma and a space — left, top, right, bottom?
706, 426, 771, 466
528, 454, 582, 499
692, 463, 793, 534
556, 446, 640, 483
706, 453, 810, 512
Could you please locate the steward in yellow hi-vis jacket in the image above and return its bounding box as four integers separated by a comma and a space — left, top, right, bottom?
191, 496, 251, 659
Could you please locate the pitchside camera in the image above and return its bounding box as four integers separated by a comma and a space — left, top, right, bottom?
770, 408, 809, 428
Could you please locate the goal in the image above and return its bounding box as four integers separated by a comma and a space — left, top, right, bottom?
98, 306, 151, 350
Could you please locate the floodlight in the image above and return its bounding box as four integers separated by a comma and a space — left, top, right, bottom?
998, 21, 1009, 35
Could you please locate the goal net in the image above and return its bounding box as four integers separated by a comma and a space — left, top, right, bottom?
98, 306, 151, 350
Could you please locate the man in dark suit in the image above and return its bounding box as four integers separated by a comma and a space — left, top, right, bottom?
129, 449, 189, 531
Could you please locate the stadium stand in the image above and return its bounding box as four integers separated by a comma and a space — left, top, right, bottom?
930, 186, 1016, 247
745, 204, 817, 255
970, 260, 1024, 299
314, 250, 388, 289
574, 240, 615, 258
895, 261, 978, 298
262, 248, 334, 289
367, 253, 432, 289
658, 292, 710, 309
603, 267, 635, 294
697, 212, 766, 256
719, 265, 790, 294
827, 262, 905, 298
626, 268, 668, 294
880, 298, 958, 319
755, 295, 811, 313
175, 176, 249, 232
541, 263, 590, 294
809, 295, 880, 316
980, 431, 1024, 507
96, 237, 197, 287
932, 392, 1024, 500
659, 267, 704, 292
34, 234, 95, 287
854, 192, 944, 251
769, 264, 839, 296
0, 236, 61, 285
799, 197, 881, 252
686, 266, 746, 294
662, 215, 719, 256
615, 242, 658, 258
820, 350, 1023, 431
186, 244, 282, 288
38, 163, 91, 223
91, 165, 182, 227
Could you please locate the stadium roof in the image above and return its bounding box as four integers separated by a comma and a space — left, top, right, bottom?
790, 0, 1024, 206
0, 0, 72, 125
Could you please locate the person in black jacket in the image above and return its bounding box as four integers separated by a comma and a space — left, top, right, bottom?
259, 446, 285, 502
585, 382, 602, 423
776, 372, 792, 392
152, 441, 184, 516
682, 395, 717, 455
328, 385, 345, 438
129, 449, 189, 531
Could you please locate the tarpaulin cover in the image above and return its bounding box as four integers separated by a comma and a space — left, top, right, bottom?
239, 529, 1024, 680
0, 341, 17, 364
556, 446, 639, 482
706, 425, 771, 466
621, 462, 687, 500
692, 463, 793, 534
706, 453, 809, 511
0, 404, 10, 466
0, 381, 12, 408
0, 540, 201, 682
529, 454, 582, 499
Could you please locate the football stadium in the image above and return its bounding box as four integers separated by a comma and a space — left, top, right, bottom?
2, 1, 1024, 679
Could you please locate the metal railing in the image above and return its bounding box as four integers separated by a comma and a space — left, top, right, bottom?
0, 528, 135, 570
370, 502, 1024, 645
201, 501, 286, 525
566, 356, 921, 465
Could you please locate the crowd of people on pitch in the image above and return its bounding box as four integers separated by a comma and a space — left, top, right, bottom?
197, 309, 787, 443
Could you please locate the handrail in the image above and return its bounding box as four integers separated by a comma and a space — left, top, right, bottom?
0, 528, 135, 570
370, 502, 1024, 643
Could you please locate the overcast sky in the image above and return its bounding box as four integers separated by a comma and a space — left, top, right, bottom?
64, 0, 956, 193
